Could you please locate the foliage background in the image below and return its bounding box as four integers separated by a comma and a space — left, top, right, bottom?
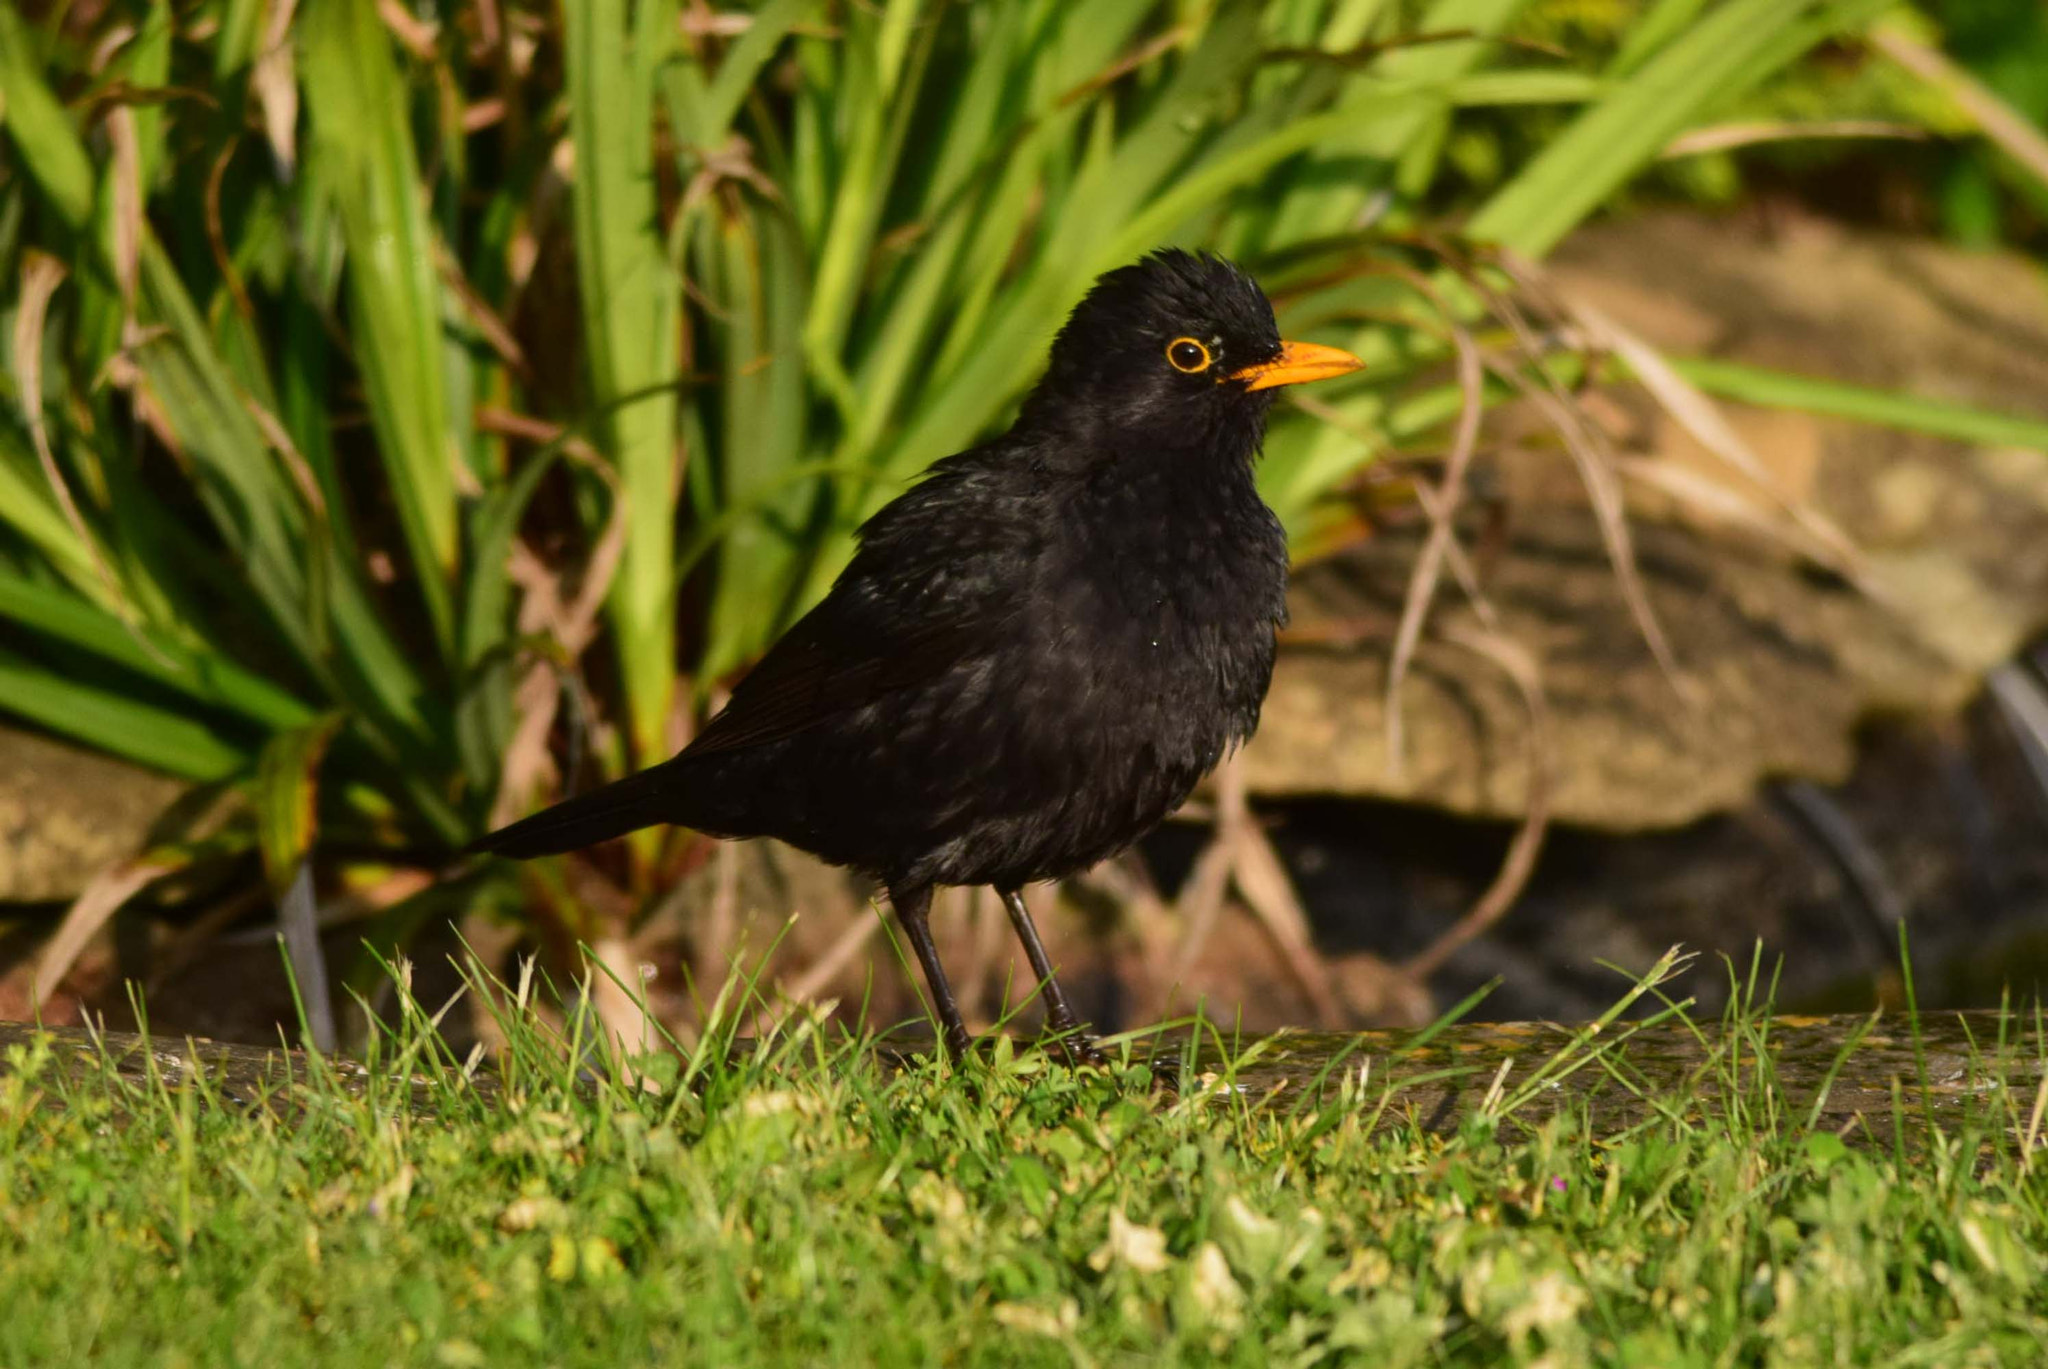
1, 0, 2044, 1043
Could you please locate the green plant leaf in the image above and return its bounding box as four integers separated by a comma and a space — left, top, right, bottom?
299, 0, 459, 657
700, 200, 814, 680
1672, 356, 2048, 451
0, 645, 251, 781
0, 570, 315, 729
454, 448, 566, 796
1468, 0, 1881, 257
0, 5, 94, 227
254, 712, 347, 896
564, 0, 684, 766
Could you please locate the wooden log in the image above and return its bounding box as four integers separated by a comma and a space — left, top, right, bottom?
1, 1011, 2034, 1141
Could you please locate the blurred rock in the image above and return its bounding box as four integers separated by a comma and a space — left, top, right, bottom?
1259, 691, 2048, 1025
0, 725, 187, 903
1241, 210, 2048, 830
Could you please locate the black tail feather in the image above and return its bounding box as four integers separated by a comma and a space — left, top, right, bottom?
468, 764, 679, 859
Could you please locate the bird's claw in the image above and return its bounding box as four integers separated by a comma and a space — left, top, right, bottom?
1049, 1031, 1111, 1070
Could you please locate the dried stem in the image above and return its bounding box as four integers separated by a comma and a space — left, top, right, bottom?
1402, 625, 1551, 981
1869, 24, 2048, 187
1382, 308, 1487, 778
1166, 756, 1344, 1028
1438, 244, 1693, 702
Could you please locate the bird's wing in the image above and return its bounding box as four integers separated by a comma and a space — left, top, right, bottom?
680, 606, 997, 758
682, 452, 1032, 759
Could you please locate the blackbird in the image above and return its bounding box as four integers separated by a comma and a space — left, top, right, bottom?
472, 249, 1362, 1062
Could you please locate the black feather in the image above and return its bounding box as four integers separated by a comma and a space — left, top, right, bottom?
466, 763, 685, 859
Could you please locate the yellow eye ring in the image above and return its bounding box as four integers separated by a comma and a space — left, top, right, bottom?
1165, 336, 1212, 373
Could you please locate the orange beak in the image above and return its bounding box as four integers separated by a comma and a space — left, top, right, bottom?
1229, 339, 1365, 391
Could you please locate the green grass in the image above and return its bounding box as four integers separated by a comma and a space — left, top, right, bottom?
3, 959, 2046, 1365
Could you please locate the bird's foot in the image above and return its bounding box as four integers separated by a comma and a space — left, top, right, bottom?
1141, 1048, 1183, 1095
1050, 1034, 1184, 1096
1142, 1047, 1183, 1071
1040, 1021, 1181, 1073
1045, 1029, 1111, 1071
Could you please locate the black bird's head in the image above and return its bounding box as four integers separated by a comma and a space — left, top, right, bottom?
1020, 249, 1363, 453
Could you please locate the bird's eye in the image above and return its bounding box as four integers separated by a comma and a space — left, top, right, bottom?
1166, 337, 1212, 373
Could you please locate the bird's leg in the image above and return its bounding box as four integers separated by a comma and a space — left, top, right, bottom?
889, 883, 974, 1062
998, 887, 1107, 1068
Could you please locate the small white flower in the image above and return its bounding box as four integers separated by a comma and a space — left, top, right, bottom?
1501, 1270, 1586, 1340
993, 1299, 1080, 1337
1187, 1241, 1245, 1330
1089, 1209, 1171, 1275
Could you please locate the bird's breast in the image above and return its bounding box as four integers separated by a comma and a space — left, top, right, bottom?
1020, 466, 1288, 782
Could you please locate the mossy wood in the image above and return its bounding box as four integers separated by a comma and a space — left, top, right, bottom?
3, 1010, 2032, 1142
